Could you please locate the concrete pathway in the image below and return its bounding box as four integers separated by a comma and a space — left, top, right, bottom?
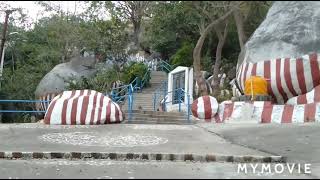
0, 159, 311, 179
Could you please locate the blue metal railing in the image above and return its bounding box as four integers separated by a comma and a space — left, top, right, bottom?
109, 69, 150, 121
158, 60, 173, 73
153, 87, 191, 122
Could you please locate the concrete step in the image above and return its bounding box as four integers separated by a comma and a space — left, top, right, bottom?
124, 113, 186, 119
123, 110, 185, 116
123, 119, 196, 125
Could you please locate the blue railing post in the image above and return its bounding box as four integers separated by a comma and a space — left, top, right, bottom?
128, 85, 132, 122
163, 82, 167, 112
140, 77, 143, 93
178, 89, 181, 112
153, 92, 155, 111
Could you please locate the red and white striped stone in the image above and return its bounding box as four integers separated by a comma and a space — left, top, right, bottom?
214, 101, 320, 124
286, 84, 320, 105
236, 53, 320, 104
191, 96, 219, 121
44, 90, 123, 125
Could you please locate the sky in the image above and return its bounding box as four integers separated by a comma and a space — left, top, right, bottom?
0, 1, 108, 29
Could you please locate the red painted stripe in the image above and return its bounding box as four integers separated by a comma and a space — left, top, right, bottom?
276, 58, 288, 102
71, 90, 84, 125
44, 100, 57, 124
90, 92, 98, 125
281, 105, 294, 123
297, 94, 308, 104
97, 95, 104, 125
105, 100, 112, 124
284, 58, 298, 96
251, 63, 257, 76
222, 103, 234, 121
304, 103, 316, 122
314, 85, 320, 102
264, 61, 277, 103
242, 63, 249, 91
44, 94, 62, 124
70, 97, 78, 125
61, 91, 76, 125
296, 58, 307, 94
80, 95, 90, 125
261, 102, 273, 123
238, 63, 244, 91
309, 53, 320, 88
192, 99, 199, 118
203, 96, 212, 120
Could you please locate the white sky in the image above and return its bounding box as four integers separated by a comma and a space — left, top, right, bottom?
0, 1, 109, 29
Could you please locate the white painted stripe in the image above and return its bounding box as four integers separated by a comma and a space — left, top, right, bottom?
315, 103, 320, 122
302, 54, 314, 92
280, 58, 293, 100
197, 97, 205, 119
93, 93, 101, 124
210, 97, 218, 115
85, 94, 95, 125
66, 91, 80, 125
271, 105, 284, 124
306, 89, 315, 104
286, 97, 298, 105
49, 99, 63, 125
217, 103, 225, 122
245, 63, 253, 83
76, 95, 84, 125
252, 101, 265, 122
291, 105, 305, 123
100, 98, 108, 124
230, 102, 244, 119
110, 102, 116, 123
290, 57, 302, 95
270, 58, 283, 103
255, 61, 265, 78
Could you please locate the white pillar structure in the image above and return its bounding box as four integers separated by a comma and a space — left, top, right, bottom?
166, 66, 193, 112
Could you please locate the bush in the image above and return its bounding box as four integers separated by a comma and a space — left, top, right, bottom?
170, 42, 194, 67
122, 62, 149, 86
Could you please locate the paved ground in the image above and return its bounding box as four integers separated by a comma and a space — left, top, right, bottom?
197, 122, 320, 178
0, 159, 311, 179
0, 123, 270, 156
1, 122, 320, 178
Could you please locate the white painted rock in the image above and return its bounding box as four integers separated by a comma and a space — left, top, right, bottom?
44, 90, 123, 125
191, 96, 219, 121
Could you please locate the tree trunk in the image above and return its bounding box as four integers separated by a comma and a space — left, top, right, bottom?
193, 6, 237, 97
233, 9, 247, 51
133, 21, 141, 50
211, 21, 229, 96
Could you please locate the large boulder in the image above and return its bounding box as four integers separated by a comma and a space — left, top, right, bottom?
191, 96, 219, 121
35, 56, 97, 99
235, 2, 320, 104
44, 90, 124, 125
239, 1, 320, 65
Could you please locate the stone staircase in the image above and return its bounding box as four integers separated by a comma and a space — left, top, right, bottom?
121, 71, 195, 124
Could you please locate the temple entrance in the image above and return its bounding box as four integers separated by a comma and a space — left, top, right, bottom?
172, 71, 185, 104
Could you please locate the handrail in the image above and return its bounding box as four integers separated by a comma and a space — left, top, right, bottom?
153, 86, 191, 122
0, 99, 51, 113
0, 100, 51, 103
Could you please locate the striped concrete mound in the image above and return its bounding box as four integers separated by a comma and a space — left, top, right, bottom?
286, 84, 320, 105
191, 96, 219, 121
214, 101, 320, 124
44, 90, 124, 125
236, 53, 320, 104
